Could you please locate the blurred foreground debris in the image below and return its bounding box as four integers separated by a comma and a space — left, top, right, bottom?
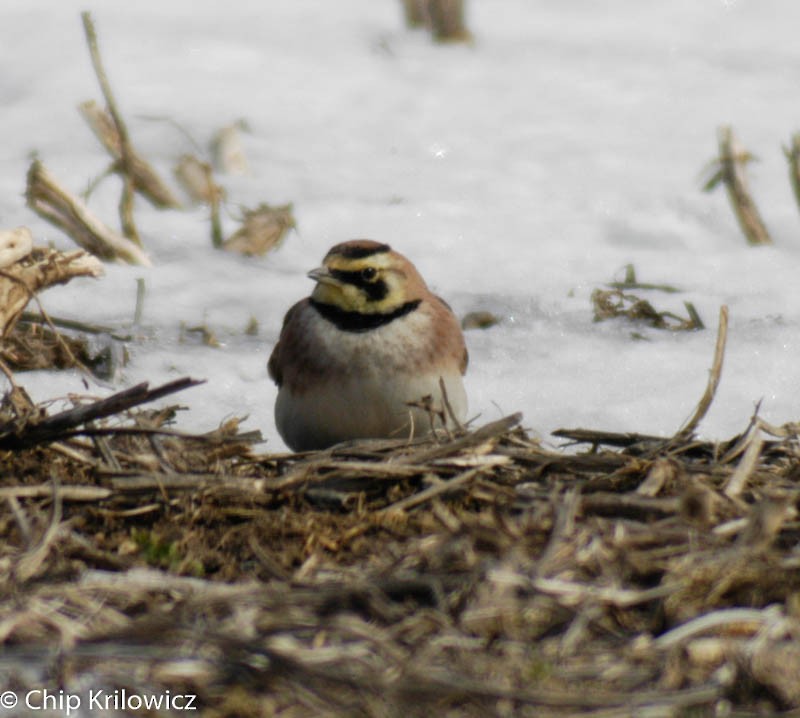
26, 160, 152, 266
2, 337, 800, 713
703, 125, 772, 246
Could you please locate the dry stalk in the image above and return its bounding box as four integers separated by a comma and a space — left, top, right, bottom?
380, 466, 484, 514
0, 377, 202, 450
783, 132, 800, 215
704, 125, 772, 246
398, 411, 521, 464
654, 606, 783, 650
19, 311, 130, 342
0, 484, 111, 502
6, 496, 32, 547
736, 495, 797, 549
26, 160, 151, 266
438, 376, 464, 432
172, 153, 225, 250
81, 12, 142, 244
676, 305, 728, 439
3, 377, 800, 713
530, 577, 673, 609
428, 0, 472, 42
723, 428, 763, 499
79, 100, 180, 209
209, 187, 224, 249
535, 487, 579, 577
110, 472, 259, 492
610, 263, 681, 294
401, 1, 471, 42
637, 457, 681, 497
402, 0, 431, 27
14, 479, 64, 583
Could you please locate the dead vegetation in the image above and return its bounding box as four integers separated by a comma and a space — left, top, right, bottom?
0, 226, 118, 381
0, 228, 104, 337
25, 12, 294, 265
402, 0, 472, 43
1, 317, 120, 379
222, 203, 296, 257
1, 307, 799, 716
591, 265, 704, 333
704, 126, 773, 246
7, 10, 800, 717
26, 160, 152, 267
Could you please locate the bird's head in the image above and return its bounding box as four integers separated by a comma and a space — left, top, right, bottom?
309, 240, 426, 314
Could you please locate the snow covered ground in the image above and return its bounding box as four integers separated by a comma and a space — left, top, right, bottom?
3, 0, 800, 449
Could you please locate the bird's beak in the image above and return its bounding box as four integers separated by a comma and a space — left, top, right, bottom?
307, 266, 341, 286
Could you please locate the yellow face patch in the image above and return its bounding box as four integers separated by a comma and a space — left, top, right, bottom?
311, 253, 406, 314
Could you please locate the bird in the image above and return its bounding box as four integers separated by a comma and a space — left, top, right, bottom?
268, 239, 468, 451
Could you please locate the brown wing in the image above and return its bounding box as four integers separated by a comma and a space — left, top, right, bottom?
268, 299, 307, 386
434, 295, 468, 376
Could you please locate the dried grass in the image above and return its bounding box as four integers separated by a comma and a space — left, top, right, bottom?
1, 354, 800, 716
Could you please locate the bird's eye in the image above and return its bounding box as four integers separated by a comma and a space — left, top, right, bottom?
361, 267, 377, 282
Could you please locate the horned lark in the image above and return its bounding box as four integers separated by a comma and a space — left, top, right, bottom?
268, 240, 468, 451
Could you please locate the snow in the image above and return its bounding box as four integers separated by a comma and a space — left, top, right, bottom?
4, 0, 800, 449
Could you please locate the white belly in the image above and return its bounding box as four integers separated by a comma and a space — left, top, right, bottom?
275, 369, 467, 451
